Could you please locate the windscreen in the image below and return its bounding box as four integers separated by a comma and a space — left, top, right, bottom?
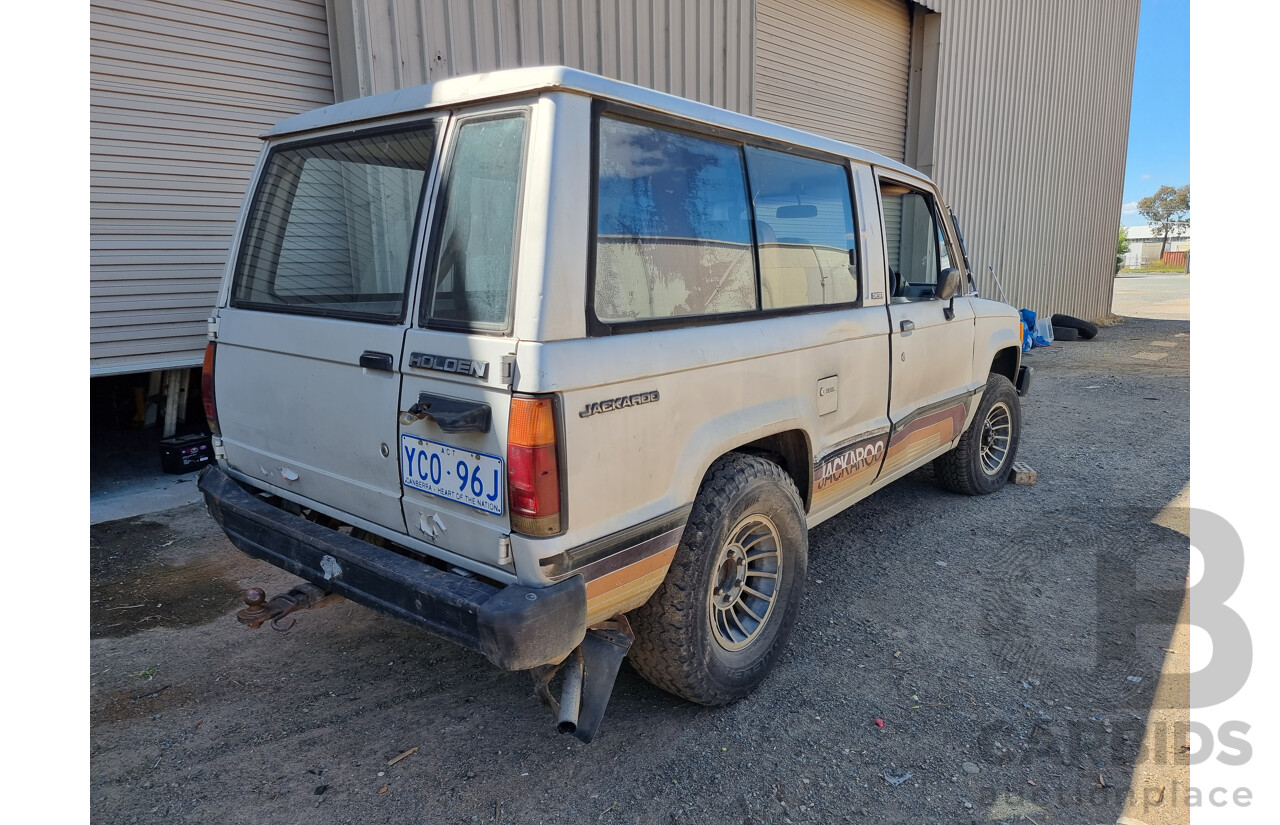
231, 123, 437, 322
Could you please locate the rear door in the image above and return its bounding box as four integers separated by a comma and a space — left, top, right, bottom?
215, 120, 443, 533
397, 109, 530, 569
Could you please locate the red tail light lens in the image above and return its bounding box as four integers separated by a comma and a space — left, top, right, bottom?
507, 396, 561, 536
201, 342, 220, 437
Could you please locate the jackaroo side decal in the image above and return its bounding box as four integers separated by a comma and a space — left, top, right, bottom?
812, 434, 889, 510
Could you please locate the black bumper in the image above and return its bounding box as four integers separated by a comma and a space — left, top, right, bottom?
1016, 365, 1034, 397
198, 466, 586, 670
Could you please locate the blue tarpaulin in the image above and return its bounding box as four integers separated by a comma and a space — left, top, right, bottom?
1020, 308, 1050, 351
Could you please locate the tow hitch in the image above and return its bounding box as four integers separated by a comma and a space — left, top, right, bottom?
236, 583, 344, 631
531, 616, 634, 744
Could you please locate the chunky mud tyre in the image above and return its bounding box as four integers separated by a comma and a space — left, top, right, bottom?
627, 454, 808, 706
1052, 325, 1080, 342
1050, 313, 1098, 340
934, 372, 1022, 495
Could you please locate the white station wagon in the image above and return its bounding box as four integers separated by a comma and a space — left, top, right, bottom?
198, 67, 1030, 742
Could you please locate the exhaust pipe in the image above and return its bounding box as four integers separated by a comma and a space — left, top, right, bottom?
529, 616, 634, 743
556, 649, 584, 735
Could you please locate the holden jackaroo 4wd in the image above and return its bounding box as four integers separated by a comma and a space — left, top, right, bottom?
199, 67, 1031, 742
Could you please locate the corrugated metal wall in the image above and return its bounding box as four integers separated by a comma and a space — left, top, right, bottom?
90, 0, 335, 375
91, 0, 1137, 376
754, 0, 911, 161
325, 0, 754, 112
920, 0, 1140, 320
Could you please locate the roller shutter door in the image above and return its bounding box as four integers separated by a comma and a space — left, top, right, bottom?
90, 0, 334, 375
754, 0, 911, 161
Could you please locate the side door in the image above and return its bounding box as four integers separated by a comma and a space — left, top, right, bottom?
874, 170, 977, 481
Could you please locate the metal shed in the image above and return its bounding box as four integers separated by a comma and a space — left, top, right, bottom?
90, 0, 1140, 380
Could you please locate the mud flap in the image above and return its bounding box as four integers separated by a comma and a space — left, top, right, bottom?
532, 617, 634, 743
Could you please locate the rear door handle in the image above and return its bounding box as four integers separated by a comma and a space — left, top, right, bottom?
359, 351, 394, 371
400, 393, 492, 433
900, 320, 915, 333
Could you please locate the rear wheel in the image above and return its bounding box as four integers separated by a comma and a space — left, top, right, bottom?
934, 372, 1022, 495
628, 454, 807, 706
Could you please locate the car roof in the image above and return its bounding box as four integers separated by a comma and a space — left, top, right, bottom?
264, 66, 926, 183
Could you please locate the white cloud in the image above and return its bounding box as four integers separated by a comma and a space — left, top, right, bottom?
1141, 173, 1152, 179
1122, 201, 1139, 214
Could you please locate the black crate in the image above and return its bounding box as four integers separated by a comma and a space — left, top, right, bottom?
160, 433, 211, 474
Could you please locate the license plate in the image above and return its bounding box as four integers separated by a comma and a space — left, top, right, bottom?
401, 435, 504, 515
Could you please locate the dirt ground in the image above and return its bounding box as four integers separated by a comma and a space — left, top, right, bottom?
90, 312, 1191, 825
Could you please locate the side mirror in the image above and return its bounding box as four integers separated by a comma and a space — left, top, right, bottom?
936, 267, 963, 320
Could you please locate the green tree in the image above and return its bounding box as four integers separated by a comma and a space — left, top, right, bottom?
1116, 225, 1131, 274
1137, 185, 1190, 257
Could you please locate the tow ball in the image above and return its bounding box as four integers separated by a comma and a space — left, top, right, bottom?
530, 616, 634, 744
236, 583, 344, 631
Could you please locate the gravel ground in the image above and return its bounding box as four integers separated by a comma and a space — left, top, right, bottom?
90, 314, 1190, 825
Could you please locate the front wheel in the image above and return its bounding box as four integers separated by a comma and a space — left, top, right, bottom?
627, 454, 808, 706
934, 372, 1022, 495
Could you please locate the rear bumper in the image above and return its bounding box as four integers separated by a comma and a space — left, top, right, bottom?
198, 466, 586, 670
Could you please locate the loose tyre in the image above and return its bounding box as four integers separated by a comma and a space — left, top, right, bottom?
1050, 313, 1098, 340
1052, 325, 1080, 342
934, 372, 1022, 495
628, 453, 807, 706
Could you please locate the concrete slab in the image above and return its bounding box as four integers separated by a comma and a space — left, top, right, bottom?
90, 425, 206, 524
1111, 273, 1190, 321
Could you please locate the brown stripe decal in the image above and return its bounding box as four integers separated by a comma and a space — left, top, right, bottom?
545, 515, 689, 626
888, 403, 967, 447
567, 526, 684, 584
583, 545, 678, 625
880, 401, 968, 478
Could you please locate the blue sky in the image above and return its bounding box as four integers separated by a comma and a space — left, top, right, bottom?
1120, 0, 1190, 227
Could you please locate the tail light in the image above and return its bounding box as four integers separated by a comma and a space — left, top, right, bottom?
201, 342, 220, 437
507, 395, 561, 536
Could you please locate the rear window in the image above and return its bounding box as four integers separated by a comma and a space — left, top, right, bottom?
421, 113, 528, 330
231, 124, 437, 322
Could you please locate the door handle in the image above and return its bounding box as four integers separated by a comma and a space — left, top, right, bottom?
900, 320, 915, 333
359, 351, 394, 371
400, 393, 492, 433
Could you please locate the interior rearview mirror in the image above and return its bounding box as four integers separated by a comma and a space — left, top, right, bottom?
776, 204, 818, 219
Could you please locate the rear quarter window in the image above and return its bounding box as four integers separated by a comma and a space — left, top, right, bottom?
593, 117, 757, 324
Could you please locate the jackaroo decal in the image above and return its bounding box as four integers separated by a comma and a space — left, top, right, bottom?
812, 434, 888, 509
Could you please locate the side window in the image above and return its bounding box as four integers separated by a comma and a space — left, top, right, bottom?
423, 114, 527, 330
744, 147, 858, 309
594, 117, 756, 324
879, 180, 943, 301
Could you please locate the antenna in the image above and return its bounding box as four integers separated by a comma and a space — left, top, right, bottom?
988, 264, 1010, 305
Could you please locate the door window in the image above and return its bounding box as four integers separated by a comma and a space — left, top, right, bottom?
232, 124, 437, 321
879, 180, 946, 302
